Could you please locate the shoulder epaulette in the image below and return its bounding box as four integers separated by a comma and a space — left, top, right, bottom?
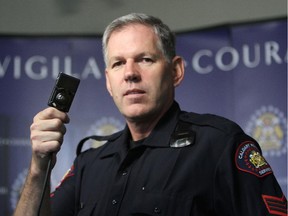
179, 112, 243, 134
76, 130, 123, 156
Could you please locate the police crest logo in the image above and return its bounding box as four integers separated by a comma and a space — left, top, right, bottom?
86, 117, 124, 148
245, 106, 287, 157
235, 141, 273, 177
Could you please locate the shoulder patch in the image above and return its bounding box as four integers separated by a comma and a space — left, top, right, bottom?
235, 141, 273, 177
53, 165, 75, 192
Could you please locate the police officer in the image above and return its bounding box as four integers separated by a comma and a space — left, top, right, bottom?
14, 13, 287, 216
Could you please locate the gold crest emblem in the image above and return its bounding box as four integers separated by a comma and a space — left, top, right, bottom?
249, 150, 267, 168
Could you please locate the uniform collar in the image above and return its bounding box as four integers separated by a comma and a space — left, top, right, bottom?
100, 101, 181, 158
142, 101, 181, 148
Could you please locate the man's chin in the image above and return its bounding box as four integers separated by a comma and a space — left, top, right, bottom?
123, 108, 151, 122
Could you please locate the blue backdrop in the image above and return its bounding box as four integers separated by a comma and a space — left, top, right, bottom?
0, 18, 286, 215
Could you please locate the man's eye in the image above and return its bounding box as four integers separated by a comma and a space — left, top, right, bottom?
141, 58, 154, 64
112, 61, 123, 68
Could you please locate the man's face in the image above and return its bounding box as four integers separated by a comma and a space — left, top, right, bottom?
105, 24, 178, 122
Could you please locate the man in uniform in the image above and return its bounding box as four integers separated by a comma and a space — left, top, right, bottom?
14, 13, 287, 216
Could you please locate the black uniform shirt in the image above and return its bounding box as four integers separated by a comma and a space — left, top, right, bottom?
51, 102, 287, 216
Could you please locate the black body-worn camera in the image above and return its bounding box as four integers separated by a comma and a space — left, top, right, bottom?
48, 72, 80, 112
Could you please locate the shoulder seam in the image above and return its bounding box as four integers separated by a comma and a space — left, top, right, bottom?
180, 112, 243, 135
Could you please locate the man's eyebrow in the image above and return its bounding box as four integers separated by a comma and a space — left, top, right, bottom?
108, 52, 161, 63
136, 52, 161, 59
108, 56, 124, 64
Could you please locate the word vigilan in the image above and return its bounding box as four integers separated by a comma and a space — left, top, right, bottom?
0, 56, 103, 80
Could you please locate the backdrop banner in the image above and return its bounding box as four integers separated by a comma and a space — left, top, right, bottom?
0, 18, 286, 215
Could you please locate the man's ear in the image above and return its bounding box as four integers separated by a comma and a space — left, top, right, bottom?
105, 70, 113, 96
172, 56, 185, 87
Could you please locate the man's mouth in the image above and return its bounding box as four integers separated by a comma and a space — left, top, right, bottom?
124, 89, 145, 96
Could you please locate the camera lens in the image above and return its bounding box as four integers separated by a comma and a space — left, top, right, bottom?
55, 92, 69, 105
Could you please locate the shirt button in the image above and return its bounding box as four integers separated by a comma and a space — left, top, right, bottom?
80, 202, 84, 209
122, 170, 128, 176
154, 207, 161, 214
112, 199, 117, 205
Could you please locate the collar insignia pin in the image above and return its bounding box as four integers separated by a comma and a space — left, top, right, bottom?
170, 131, 195, 148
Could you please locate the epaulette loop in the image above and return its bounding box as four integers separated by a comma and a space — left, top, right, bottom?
76, 131, 123, 156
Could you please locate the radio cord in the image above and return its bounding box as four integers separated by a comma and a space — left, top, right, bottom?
37, 156, 52, 216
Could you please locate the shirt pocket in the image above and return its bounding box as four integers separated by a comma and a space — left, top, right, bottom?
77, 200, 97, 216
130, 192, 192, 216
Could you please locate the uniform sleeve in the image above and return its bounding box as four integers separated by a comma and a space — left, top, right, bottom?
213, 133, 287, 216
50, 161, 77, 216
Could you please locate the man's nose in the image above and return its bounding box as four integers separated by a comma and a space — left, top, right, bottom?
124, 61, 141, 82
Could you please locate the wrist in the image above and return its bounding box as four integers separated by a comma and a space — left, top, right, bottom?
30, 156, 51, 179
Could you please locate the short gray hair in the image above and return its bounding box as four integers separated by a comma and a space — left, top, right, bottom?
102, 13, 176, 66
